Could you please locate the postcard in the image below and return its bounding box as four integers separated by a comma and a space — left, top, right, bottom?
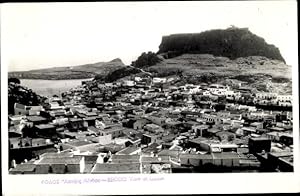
1, 1, 299, 195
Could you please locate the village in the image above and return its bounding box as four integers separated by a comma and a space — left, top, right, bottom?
8, 75, 294, 174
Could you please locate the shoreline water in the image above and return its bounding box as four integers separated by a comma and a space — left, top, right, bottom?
16, 78, 93, 80
20, 78, 93, 97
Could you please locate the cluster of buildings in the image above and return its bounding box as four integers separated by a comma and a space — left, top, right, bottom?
8, 75, 293, 174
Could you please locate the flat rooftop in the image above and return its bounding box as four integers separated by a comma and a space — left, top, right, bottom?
179, 153, 213, 159
75, 143, 103, 153
158, 150, 181, 158
249, 137, 271, 141
269, 151, 293, 158
117, 146, 140, 155
35, 124, 55, 130
111, 154, 140, 161
141, 156, 170, 163
189, 137, 214, 144
101, 126, 124, 133
40, 151, 73, 159
69, 118, 83, 122
38, 156, 83, 165
10, 163, 36, 172
27, 116, 47, 122
91, 163, 140, 174
67, 140, 91, 147
212, 152, 240, 159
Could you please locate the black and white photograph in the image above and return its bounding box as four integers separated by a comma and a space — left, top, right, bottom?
1, 1, 299, 195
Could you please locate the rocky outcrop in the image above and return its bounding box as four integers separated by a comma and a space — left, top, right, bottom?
158, 27, 285, 62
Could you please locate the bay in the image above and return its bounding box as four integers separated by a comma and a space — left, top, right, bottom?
20, 78, 93, 97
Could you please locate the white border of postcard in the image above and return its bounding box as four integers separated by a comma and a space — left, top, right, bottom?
1, 1, 300, 195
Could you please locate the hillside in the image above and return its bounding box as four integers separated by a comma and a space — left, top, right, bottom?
145, 54, 292, 94
8, 27, 291, 95
158, 27, 285, 62
8, 58, 125, 80
108, 27, 291, 94
8, 81, 45, 114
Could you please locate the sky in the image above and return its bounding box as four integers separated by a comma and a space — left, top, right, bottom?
1, 1, 298, 72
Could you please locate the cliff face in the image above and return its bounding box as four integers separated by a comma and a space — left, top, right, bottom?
158, 28, 285, 62
97, 27, 291, 94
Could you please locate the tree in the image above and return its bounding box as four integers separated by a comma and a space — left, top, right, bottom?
228, 134, 235, 142
132, 51, 162, 68
8, 77, 21, 84
8, 83, 43, 114
104, 66, 141, 82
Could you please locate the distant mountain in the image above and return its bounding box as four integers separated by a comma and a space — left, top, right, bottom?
8, 58, 125, 80
9, 27, 291, 95
158, 27, 285, 62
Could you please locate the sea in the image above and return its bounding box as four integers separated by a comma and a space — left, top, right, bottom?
20, 78, 93, 97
